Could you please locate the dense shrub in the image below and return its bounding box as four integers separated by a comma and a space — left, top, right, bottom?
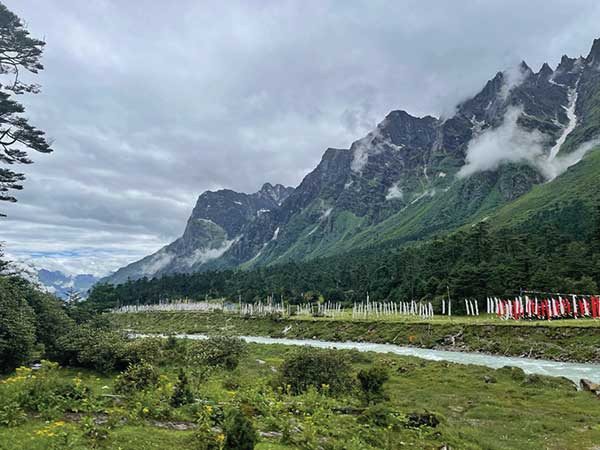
0, 277, 77, 372
114, 362, 159, 395
357, 366, 389, 402
280, 348, 353, 395
223, 408, 258, 450
171, 368, 194, 407
124, 337, 166, 366
55, 325, 129, 372
187, 337, 247, 370
0, 277, 37, 372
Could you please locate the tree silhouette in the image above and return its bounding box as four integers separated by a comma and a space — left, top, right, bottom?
0, 3, 51, 215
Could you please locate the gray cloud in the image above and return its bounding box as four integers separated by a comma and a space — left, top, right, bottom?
2, 0, 600, 275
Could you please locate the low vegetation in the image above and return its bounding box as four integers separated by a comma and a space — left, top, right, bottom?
2, 335, 600, 449
2, 275, 600, 448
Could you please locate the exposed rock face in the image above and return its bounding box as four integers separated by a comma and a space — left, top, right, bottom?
102, 183, 293, 284
105, 37, 600, 284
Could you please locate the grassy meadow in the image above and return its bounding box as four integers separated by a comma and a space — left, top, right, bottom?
2, 339, 600, 450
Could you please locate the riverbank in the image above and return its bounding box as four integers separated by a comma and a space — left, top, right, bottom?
111, 312, 600, 363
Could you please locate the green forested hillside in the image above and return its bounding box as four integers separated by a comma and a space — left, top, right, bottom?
87, 148, 600, 310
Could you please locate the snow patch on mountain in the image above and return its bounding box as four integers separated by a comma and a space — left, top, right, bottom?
320, 208, 332, 220
540, 139, 600, 180
36, 269, 98, 300
548, 87, 578, 160
271, 227, 280, 241
385, 183, 404, 200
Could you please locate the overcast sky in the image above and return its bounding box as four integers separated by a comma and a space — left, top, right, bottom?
2, 0, 600, 276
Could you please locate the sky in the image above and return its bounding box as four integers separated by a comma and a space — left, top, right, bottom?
2, 0, 600, 276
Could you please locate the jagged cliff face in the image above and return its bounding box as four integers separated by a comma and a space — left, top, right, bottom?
103, 183, 293, 284
105, 38, 600, 284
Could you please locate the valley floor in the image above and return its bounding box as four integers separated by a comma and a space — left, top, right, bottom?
2, 342, 600, 449
112, 311, 600, 363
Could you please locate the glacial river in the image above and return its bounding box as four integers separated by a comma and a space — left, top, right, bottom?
131, 333, 600, 386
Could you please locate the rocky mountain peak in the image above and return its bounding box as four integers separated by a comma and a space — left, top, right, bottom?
257, 182, 294, 205
557, 55, 576, 71
519, 60, 533, 76
586, 38, 600, 65
537, 62, 553, 79
552, 55, 583, 86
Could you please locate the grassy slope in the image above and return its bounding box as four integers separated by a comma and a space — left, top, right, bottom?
2, 342, 600, 449
112, 312, 600, 363
489, 147, 600, 231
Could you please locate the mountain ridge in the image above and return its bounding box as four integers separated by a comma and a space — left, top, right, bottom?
103, 37, 600, 285
104, 183, 294, 284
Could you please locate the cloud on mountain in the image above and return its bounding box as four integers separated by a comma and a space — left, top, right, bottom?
458, 106, 600, 180
458, 107, 548, 177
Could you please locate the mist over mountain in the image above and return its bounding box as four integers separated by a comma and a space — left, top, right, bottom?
104, 38, 600, 285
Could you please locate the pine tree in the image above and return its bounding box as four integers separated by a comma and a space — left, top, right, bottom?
0, 3, 51, 215
65, 288, 82, 305
170, 368, 194, 407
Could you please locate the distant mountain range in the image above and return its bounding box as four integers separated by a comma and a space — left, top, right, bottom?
103, 37, 600, 285
37, 269, 98, 299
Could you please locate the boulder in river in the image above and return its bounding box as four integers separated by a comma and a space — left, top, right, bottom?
580, 379, 600, 393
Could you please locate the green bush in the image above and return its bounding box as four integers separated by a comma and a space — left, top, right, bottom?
123, 338, 165, 366
55, 325, 129, 372
357, 366, 389, 402
114, 362, 159, 395
0, 277, 37, 372
280, 348, 353, 395
187, 337, 247, 370
223, 408, 258, 450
